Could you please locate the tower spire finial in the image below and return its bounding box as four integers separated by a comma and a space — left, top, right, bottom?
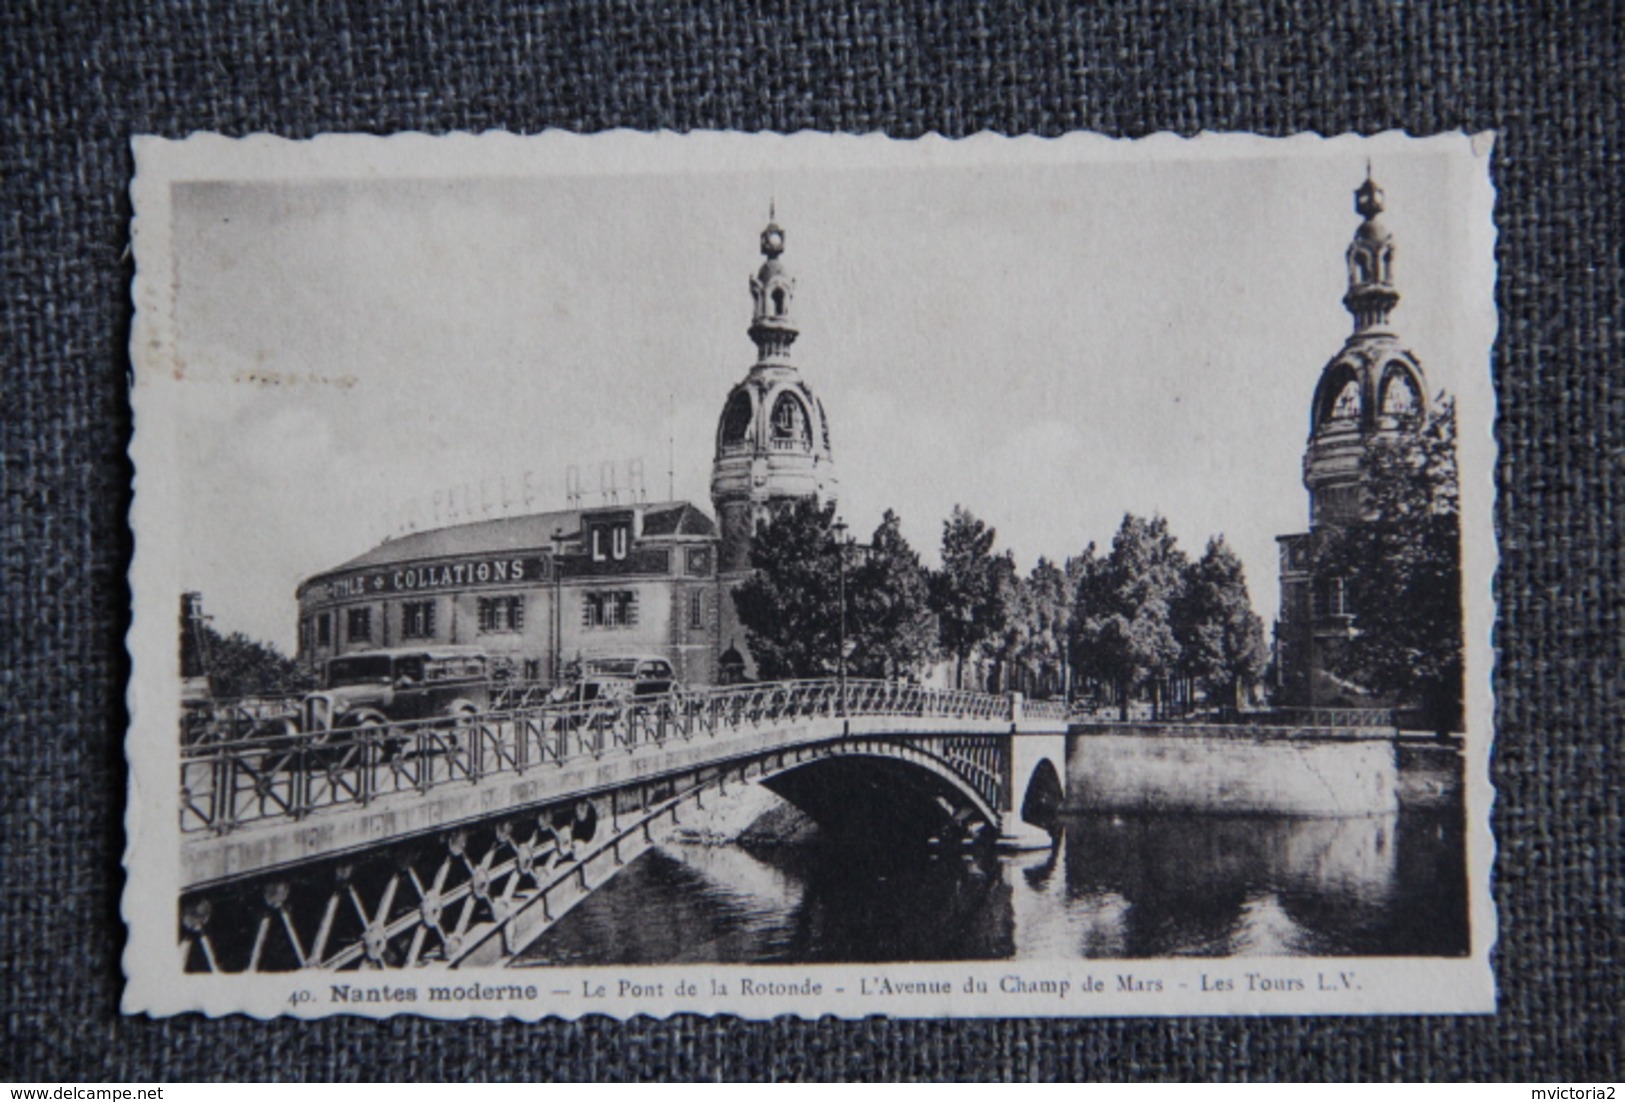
750, 216, 796, 359
1344, 170, 1398, 331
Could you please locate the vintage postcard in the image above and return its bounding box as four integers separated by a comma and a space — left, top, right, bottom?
125, 129, 1498, 1018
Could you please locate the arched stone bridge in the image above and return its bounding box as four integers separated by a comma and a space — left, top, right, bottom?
178, 679, 1070, 972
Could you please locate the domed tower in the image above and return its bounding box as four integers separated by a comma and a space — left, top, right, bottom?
1276, 171, 1429, 706
1303, 172, 1430, 527
710, 215, 838, 573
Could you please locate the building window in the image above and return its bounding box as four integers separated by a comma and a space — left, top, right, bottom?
685, 547, 712, 577
1329, 577, 1348, 616
583, 591, 637, 628
316, 613, 332, 646
346, 607, 372, 643
1312, 577, 1349, 619
298, 617, 311, 657
478, 595, 525, 633
689, 590, 705, 630
402, 600, 436, 640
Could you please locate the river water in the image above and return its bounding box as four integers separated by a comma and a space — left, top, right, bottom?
517, 796, 1468, 965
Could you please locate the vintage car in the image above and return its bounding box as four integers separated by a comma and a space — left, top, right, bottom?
301, 645, 495, 736
550, 655, 681, 703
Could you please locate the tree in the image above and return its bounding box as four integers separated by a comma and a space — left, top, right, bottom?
732, 499, 845, 679
1317, 397, 1463, 732
181, 607, 313, 702
733, 501, 939, 682
1011, 556, 1075, 699
1062, 544, 1101, 702
1070, 514, 1188, 718
929, 506, 1009, 689
984, 552, 1026, 693
847, 510, 938, 678
1173, 535, 1269, 711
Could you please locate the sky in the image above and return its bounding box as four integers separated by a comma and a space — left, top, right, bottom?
162, 134, 1488, 653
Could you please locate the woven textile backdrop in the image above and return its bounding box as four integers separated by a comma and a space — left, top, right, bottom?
2, 1, 1620, 1081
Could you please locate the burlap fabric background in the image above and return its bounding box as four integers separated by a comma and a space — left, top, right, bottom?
2, 0, 1619, 1082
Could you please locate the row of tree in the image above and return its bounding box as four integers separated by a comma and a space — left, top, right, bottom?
734, 399, 1463, 726
733, 500, 1269, 716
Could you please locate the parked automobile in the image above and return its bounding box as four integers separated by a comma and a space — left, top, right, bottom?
551, 656, 682, 704
547, 656, 688, 740
301, 646, 495, 753
584, 655, 682, 698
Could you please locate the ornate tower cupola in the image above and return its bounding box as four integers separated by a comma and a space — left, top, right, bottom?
710, 212, 838, 573
1302, 170, 1430, 528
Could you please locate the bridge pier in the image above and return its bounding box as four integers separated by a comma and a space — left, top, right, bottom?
996, 696, 1067, 851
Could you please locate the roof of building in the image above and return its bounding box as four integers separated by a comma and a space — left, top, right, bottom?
326, 501, 716, 573
638, 502, 717, 538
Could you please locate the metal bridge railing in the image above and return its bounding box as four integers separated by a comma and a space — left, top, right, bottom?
1021, 698, 1072, 722
181, 696, 303, 748
179, 679, 1022, 836
1214, 706, 1399, 731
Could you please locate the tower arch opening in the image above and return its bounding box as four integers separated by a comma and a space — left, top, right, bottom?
1314, 362, 1363, 432
1378, 364, 1422, 422
1019, 758, 1065, 829
1349, 245, 1375, 286
770, 392, 812, 449
719, 389, 754, 448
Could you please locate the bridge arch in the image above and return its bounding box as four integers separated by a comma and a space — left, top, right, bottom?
754, 739, 1001, 848
1020, 756, 1064, 827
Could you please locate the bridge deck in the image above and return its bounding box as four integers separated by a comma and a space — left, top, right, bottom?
180, 679, 1068, 889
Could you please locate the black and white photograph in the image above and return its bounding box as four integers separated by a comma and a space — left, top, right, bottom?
125, 130, 1497, 1018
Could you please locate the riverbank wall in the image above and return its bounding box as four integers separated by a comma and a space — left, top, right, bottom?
1066, 723, 1414, 816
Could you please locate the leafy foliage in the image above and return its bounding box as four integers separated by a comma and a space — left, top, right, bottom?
732, 499, 845, 679
847, 510, 938, 678
929, 506, 1011, 688
184, 619, 313, 699
988, 556, 1076, 698
1070, 514, 1189, 716
1317, 398, 1463, 731
1022, 556, 1076, 693
1173, 535, 1269, 709
733, 500, 938, 681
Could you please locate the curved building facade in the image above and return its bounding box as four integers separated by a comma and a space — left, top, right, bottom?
297, 502, 722, 686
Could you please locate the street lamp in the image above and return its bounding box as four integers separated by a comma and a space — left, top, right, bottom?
550, 526, 565, 684
832, 516, 849, 719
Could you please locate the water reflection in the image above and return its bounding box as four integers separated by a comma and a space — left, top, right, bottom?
517, 807, 1467, 966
